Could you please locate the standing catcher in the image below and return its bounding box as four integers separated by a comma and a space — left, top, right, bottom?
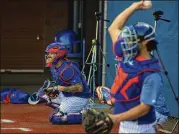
38, 31, 91, 125
82, 1, 165, 133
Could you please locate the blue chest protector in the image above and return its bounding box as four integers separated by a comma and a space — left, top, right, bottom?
111, 56, 161, 124
51, 60, 90, 98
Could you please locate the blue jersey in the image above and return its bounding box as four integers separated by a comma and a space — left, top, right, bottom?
140, 73, 170, 116
51, 60, 91, 98
111, 55, 161, 124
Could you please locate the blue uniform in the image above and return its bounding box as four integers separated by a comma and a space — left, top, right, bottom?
40, 41, 91, 125
141, 73, 169, 115
141, 73, 170, 130
51, 60, 90, 98
108, 55, 162, 133
40, 59, 91, 125
141, 73, 170, 127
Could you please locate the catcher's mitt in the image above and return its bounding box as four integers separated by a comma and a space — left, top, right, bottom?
82, 109, 113, 134
41, 80, 59, 99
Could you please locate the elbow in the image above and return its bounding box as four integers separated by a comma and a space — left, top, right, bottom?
139, 102, 151, 117
108, 24, 119, 33
143, 109, 150, 116
141, 105, 151, 116
108, 26, 113, 34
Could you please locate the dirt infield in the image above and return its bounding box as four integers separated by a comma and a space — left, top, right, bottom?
1, 104, 119, 133
1, 103, 176, 134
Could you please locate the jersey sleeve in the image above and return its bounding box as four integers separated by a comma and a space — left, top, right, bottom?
140, 73, 162, 106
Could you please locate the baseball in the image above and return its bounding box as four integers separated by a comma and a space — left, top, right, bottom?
143, 0, 152, 8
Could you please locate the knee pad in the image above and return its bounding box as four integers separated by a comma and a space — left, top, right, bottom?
49, 108, 82, 124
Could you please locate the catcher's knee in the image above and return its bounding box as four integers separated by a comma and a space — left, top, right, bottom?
49, 108, 82, 124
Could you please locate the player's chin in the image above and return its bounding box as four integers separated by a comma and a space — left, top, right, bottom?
46, 59, 53, 64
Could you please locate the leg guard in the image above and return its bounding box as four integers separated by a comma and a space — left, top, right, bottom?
49, 108, 82, 124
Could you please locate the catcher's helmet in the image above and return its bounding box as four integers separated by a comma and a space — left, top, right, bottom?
45, 42, 67, 67
55, 30, 81, 53
133, 22, 158, 43
115, 22, 158, 62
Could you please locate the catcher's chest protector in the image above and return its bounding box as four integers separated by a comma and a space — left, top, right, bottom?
111, 56, 161, 124
51, 60, 90, 98
51, 61, 74, 86
111, 56, 161, 101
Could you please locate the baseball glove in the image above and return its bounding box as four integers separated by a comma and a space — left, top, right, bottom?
41, 80, 59, 99
82, 109, 113, 134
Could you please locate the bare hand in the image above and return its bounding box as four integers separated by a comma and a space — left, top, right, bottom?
132, 1, 152, 10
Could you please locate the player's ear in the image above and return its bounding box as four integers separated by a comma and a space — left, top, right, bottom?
146, 40, 157, 52
138, 36, 145, 43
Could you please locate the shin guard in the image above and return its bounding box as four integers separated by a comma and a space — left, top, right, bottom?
49, 109, 82, 124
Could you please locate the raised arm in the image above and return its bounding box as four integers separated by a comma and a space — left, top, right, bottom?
108, 1, 152, 44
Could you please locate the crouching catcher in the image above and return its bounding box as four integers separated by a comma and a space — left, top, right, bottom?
37, 30, 91, 125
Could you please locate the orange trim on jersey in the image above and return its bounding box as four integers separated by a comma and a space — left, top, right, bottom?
115, 56, 123, 61
136, 55, 147, 61
112, 68, 160, 102
138, 69, 160, 76
111, 67, 128, 94
120, 76, 139, 101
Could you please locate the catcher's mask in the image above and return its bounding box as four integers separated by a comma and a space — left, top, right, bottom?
113, 26, 139, 62
114, 22, 158, 62
45, 42, 67, 67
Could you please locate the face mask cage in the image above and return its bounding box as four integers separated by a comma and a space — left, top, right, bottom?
45, 52, 48, 61
120, 26, 139, 62
45, 52, 57, 67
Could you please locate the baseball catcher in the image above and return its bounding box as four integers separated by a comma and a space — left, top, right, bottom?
83, 1, 169, 133
32, 30, 91, 125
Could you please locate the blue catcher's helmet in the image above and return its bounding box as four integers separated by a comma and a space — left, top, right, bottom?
55, 30, 81, 53
133, 22, 158, 43
115, 22, 158, 62
45, 42, 67, 67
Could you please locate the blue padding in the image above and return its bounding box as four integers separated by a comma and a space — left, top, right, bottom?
50, 113, 82, 125
1, 88, 30, 104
